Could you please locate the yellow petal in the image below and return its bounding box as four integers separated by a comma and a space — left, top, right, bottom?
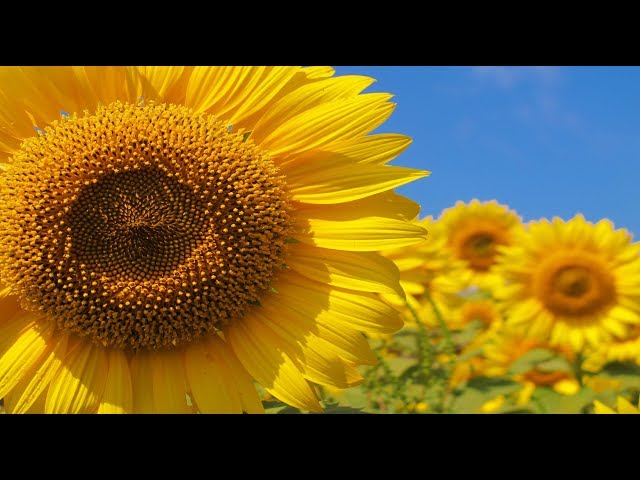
226, 317, 321, 412
285, 154, 428, 204
261, 292, 377, 366
45, 341, 108, 414
480, 395, 505, 413
298, 213, 427, 251
185, 338, 243, 414
211, 335, 265, 414
226, 67, 302, 125
185, 66, 251, 115
185, 335, 263, 414
516, 381, 536, 406
552, 378, 580, 396
258, 93, 394, 158
134, 66, 190, 103
276, 270, 403, 334
7, 333, 68, 414
98, 349, 133, 414
250, 75, 375, 144
593, 400, 616, 414
0, 312, 37, 357
617, 396, 640, 414
185, 66, 300, 124
297, 190, 422, 221
286, 242, 403, 297
250, 309, 363, 389
329, 134, 413, 165
0, 320, 53, 399
301, 66, 335, 79
131, 352, 156, 414
151, 348, 191, 413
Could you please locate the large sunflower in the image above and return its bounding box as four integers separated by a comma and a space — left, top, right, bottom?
495, 215, 640, 352
379, 216, 469, 328
438, 200, 522, 290
0, 66, 429, 413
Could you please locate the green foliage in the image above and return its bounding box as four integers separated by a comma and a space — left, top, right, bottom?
262, 295, 640, 414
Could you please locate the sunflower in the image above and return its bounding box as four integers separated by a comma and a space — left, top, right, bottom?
379, 216, 469, 328
593, 396, 640, 414
495, 215, 640, 352
582, 325, 640, 372
438, 200, 522, 290
0, 66, 429, 413
481, 330, 579, 402
447, 298, 501, 332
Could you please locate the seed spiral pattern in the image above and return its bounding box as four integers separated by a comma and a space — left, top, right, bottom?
0, 101, 291, 350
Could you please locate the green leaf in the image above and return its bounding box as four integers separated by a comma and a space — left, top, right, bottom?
385, 356, 417, 377
531, 386, 595, 414
535, 356, 573, 373
320, 403, 369, 414
449, 376, 521, 413
508, 348, 556, 375
594, 362, 640, 389
451, 320, 485, 347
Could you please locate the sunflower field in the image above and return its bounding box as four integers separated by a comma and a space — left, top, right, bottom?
0, 66, 637, 414
260, 201, 640, 414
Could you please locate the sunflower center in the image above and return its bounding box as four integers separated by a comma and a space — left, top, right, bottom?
0, 101, 291, 350
534, 251, 617, 318
463, 301, 495, 326
460, 233, 497, 270
69, 168, 208, 281
553, 267, 591, 298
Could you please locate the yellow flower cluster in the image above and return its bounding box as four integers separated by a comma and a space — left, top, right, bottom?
360, 200, 640, 414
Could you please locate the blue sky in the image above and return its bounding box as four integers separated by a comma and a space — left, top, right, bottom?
334, 66, 640, 237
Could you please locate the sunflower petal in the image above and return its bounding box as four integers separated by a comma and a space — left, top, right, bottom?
286, 242, 403, 296
258, 94, 394, 158
276, 270, 403, 334
296, 191, 422, 221
186, 335, 263, 414
250, 310, 363, 389
329, 133, 413, 165
151, 348, 191, 413
131, 352, 156, 414
301, 66, 335, 79
7, 333, 68, 414
134, 66, 190, 103
260, 293, 377, 366
250, 75, 375, 143
98, 349, 133, 414
297, 214, 427, 251
45, 341, 108, 414
0, 320, 53, 399
226, 317, 321, 412
213, 336, 265, 414
617, 396, 639, 414
285, 154, 428, 204
185, 66, 300, 125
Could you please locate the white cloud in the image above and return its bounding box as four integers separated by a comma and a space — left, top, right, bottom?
471, 66, 560, 89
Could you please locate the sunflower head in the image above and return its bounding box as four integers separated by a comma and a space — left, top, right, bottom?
582, 324, 640, 372
0, 66, 428, 414
438, 200, 522, 289
481, 330, 575, 387
495, 214, 640, 352
448, 298, 501, 331
0, 101, 291, 351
